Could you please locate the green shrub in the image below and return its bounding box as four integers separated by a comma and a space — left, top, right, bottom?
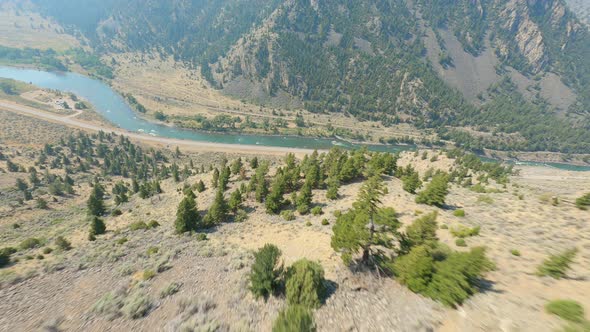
477, 195, 494, 204
332, 210, 341, 218
281, 210, 296, 221
272, 305, 316, 332
55, 236, 72, 251
536, 248, 577, 279
129, 221, 148, 231
576, 193, 590, 210
146, 246, 159, 256
321, 219, 329, 226
510, 249, 521, 256
310, 206, 323, 216
450, 225, 480, 238
394, 245, 494, 307
92, 292, 124, 320
122, 291, 152, 319
19, 237, 41, 250
111, 209, 123, 216
42, 247, 53, 254
0, 247, 16, 267
455, 238, 467, 247
117, 238, 128, 245
142, 269, 156, 280
285, 259, 326, 308
196, 233, 208, 241
440, 224, 448, 229
546, 300, 585, 323
305, 221, 312, 227
147, 220, 160, 228
235, 209, 248, 222
426, 247, 494, 306
393, 245, 434, 294
36, 254, 44, 260
160, 282, 182, 298
453, 209, 465, 217
249, 244, 283, 300
403, 212, 438, 249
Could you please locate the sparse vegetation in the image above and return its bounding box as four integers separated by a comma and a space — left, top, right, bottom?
576, 193, 590, 210
545, 300, 585, 323
536, 248, 578, 279
272, 305, 316, 332
453, 209, 465, 217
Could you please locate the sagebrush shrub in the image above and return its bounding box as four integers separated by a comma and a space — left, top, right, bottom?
272, 305, 316, 332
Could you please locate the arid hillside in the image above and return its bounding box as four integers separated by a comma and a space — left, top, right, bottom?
0, 111, 589, 331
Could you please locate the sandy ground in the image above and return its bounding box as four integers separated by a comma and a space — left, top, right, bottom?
0, 99, 316, 156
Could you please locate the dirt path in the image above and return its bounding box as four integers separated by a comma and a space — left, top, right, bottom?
0, 99, 317, 155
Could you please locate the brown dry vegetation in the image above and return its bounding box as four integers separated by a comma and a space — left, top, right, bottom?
110, 52, 428, 143
0, 2, 79, 52
0, 116, 588, 331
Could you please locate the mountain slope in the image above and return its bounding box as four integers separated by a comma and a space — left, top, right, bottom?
25, 0, 590, 154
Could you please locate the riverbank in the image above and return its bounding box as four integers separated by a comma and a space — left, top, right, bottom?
0, 99, 316, 156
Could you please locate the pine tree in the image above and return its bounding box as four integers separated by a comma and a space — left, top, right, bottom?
89, 216, 106, 236
255, 174, 268, 203
219, 166, 231, 191
266, 172, 286, 214
416, 173, 449, 207
231, 157, 243, 175
229, 189, 243, 213
211, 168, 220, 188
331, 175, 400, 267
175, 193, 201, 233
326, 176, 339, 200
87, 185, 105, 216
296, 180, 313, 215
250, 156, 258, 169
16, 178, 28, 191
195, 180, 206, 193
402, 171, 422, 194
205, 189, 228, 226
132, 178, 140, 193
6, 159, 18, 172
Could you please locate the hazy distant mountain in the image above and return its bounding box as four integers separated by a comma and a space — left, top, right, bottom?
28, 0, 590, 153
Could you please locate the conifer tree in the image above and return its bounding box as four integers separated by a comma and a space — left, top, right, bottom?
331, 175, 399, 267
266, 171, 286, 214
195, 180, 206, 193
229, 188, 243, 213
402, 171, 422, 194
416, 173, 449, 207
296, 180, 313, 215
250, 156, 258, 169
231, 158, 243, 175
326, 176, 339, 200
175, 193, 200, 233
211, 168, 220, 188
89, 216, 106, 236
87, 185, 105, 216
205, 189, 228, 226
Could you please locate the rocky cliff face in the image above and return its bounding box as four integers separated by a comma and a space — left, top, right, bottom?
496, 0, 548, 73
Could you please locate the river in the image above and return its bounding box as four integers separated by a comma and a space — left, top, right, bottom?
1, 66, 589, 171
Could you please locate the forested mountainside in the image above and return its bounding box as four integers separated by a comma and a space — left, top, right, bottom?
27, 0, 590, 154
